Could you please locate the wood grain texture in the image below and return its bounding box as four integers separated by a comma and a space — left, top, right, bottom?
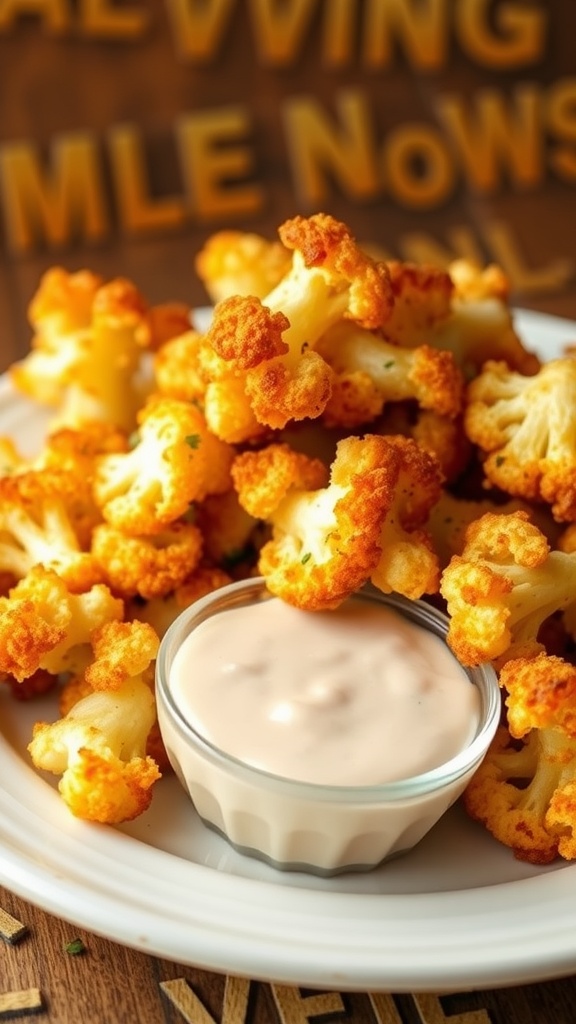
3, 885, 576, 1024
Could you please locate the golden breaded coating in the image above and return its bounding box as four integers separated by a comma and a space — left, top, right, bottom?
93, 396, 234, 535
195, 489, 262, 570
440, 511, 576, 666
318, 320, 464, 428
382, 260, 454, 347
28, 640, 160, 824
195, 229, 291, 303
448, 258, 509, 302
253, 437, 390, 610
198, 213, 393, 437
465, 357, 576, 521
92, 521, 203, 599
206, 294, 289, 369
379, 258, 538, 377
232, 443, 328, 520
147, 302, 192, 350
233, 434, 439, 610
369, 434, 442, 599
85, 619, 159, 691
0, 470, 104, 591
129, 564, 233, 638
153, 329, 207, 402
278, 212, 393, 330
463, 726, 563, 864
11, 272, 154, 432
0, 566, 123, 682
465, 651, 576, 863
501, 653, 576, 740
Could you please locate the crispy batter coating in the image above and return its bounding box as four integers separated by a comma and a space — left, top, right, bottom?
0, 470, 103, 591
369, 434, 442, 599
147, 302, 192, 350
93, 396, 234, 535
85, 619, 159, 691
233, 434, 440, 609
375, 403, 472, 484
465, 357, 576, 520
11, 268, 101, 407
379, 258, 538, 377
129, 564, 233, 638
465, 652, 576, 862
0, 566, 123, 682
382, 260, 454, 347
232, 443, 328, 520
11, 271, 154, 432
195, 229, 291, 303
198, 213, 393, 436
440, 511, 576, 666
195, 489, 261, 569
92, 521, 203, 599
153, 329, 206, 401
318, 320, 464, 428
502, 653, 576, 739
463, 726, 565, 864
28, 623, 160, 823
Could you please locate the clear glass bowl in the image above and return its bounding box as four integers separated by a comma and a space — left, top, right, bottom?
155, 578, 500, 876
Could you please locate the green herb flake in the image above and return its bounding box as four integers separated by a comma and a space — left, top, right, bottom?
127, 429, 140, 449
64, 938, 86, 956
185, 434, 201, 449
383, 360, 395, 369
301, 552, 312, 564
495, 455, 506, 467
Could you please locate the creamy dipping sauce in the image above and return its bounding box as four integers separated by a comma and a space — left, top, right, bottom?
168, 596, 480, 787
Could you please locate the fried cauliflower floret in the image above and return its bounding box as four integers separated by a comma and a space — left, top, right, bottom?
195, 489, 261, 570
147, 302, 192, 350
84, 619, 160, 691
0, 470, 103, 591
440, 511, 576, 666
233, 438, 384, 610
0, 566, 123, 681
231, 443, 328, 520
129, 564, 233, 638
317, 320, 464, 428
153, 329, 206, 402
232, 434, 440, 609
11, 273, 154, 432
465, 653, 576, 863
10, 268, 103, 406
195, 229, 291, 303
443, 261, 539, 375
380, 259, 538, 377
369, 434, 442, 599
428, 492, 560, 570
28, 623, 160, 823
93, 396, 234, 535
92, 521, 204, 599
381, 260, 454, 347
464, 357, 576, 521
199, 213, 393, 438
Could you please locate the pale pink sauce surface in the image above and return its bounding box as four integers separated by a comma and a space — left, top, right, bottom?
169, 597, 480, 786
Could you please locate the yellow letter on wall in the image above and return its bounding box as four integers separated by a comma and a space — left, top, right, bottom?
177, 107, 264, 220
284, 88, 378, 205
0, 0, 70, 34
80, 0, 148, 38
0, 133, 108, 253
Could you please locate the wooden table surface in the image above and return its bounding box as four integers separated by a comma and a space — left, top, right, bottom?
2, 878, 576, 1024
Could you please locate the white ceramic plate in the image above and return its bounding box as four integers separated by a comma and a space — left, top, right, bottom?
2, 308, 576, 994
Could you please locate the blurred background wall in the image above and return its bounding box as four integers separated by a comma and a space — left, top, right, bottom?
0, 0, 575, 369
